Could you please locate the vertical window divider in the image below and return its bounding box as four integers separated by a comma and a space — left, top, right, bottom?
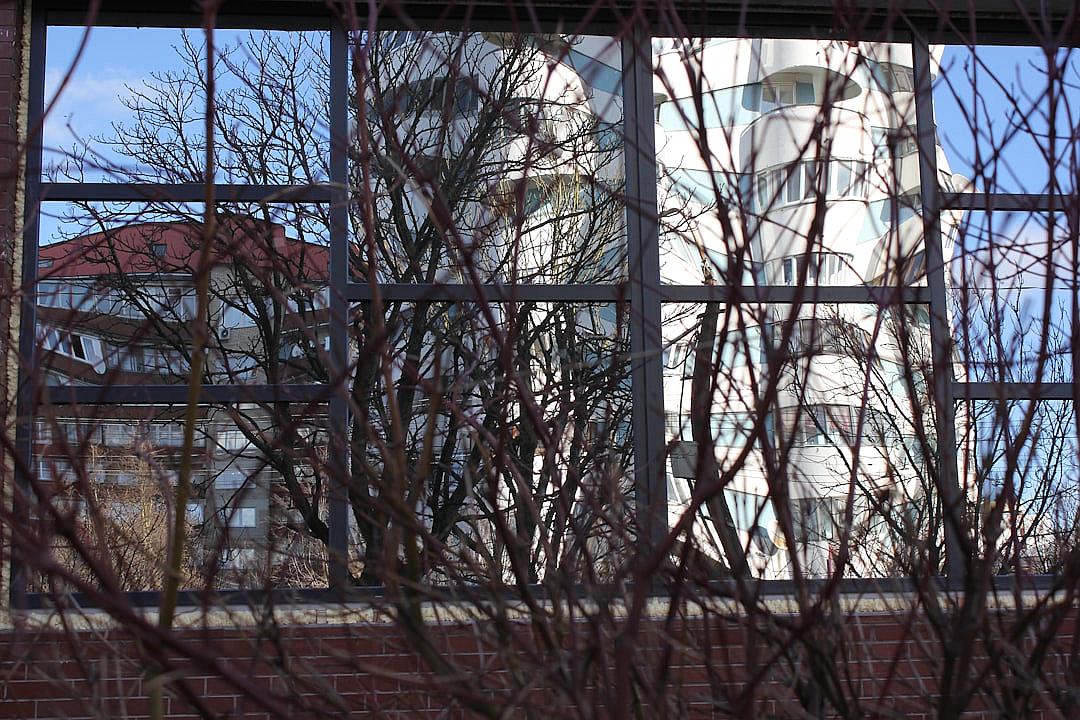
623, 23, 667, 576
912, 33, 967, 583
327, 17, 350, 591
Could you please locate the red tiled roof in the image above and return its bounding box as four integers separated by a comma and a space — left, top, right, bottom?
38, 217, 329, 280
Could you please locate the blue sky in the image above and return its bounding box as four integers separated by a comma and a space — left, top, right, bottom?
42, 28, 196, 245
935, 46, 1076, 383
934, 45, 1080, 194
45, 27, 196, 180
44, 26, 329, 180
42, 26, 329, 245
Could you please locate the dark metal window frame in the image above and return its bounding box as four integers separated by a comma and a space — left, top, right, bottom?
12, 1, 1077, 609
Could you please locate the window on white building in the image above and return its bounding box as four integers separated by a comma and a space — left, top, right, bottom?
215, 469, 249, 490
220, 547, 257, 569
217, 429, 251, 453
793, 497, 844, 543
185, 501, 204, 524
225, 506, 258, 528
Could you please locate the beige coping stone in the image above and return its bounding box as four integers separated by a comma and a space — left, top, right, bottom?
0, 588, 1068, 633
1, 0, 33, 618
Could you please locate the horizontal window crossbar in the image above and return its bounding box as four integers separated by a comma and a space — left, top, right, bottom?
344, 282, 628, 303
343, 284, 929, 304
941, 193, 1061, 212
40, 183, 334, 204
660, 285, 932, 304
40, 384, 333, 406
955, 382, 1074, 401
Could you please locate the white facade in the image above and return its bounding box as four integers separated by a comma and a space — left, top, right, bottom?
364, 32, 625, 285
655, 39, 966, 577
371, 33, 968, 580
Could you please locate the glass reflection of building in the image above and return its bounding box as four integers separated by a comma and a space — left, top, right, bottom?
360, 32, 625, 285
655, 40, 965, 578
32, 34, 970, 586
33, 216, 330, 588
349, 32, 633, 582
361, 34, 970, 579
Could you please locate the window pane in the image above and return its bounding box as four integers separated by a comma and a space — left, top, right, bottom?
29, 404, 330, 592
44, 27, 330, 184
349, 32, 625, 284
347, 301, 633, 586
35, 202, 330, 386
662, 301, 935, 579
655, 39, 926, 286
934, 45, 1080, 194
958, 400, 1078, 574
948, 211, 1075, 381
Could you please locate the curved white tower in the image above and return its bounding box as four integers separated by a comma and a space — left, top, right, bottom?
655, 39, 963, 578
363, 31, 624, 286
371, 32, 965, 580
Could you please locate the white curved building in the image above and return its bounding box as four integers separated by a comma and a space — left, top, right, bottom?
370, 32, 966, 580
363, 31, 625, 286
654, 39, 966, 578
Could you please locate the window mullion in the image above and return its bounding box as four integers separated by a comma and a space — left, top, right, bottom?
623, 24, 667, 565
912, 34, 967, 582
327, 17, 350, 591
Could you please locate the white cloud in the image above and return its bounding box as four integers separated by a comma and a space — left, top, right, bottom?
951, 214, 1077, 290
43, 68, 139, 149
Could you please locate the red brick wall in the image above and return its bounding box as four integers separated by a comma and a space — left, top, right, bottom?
0, 0, 21, 237
0, 610, 1075, 719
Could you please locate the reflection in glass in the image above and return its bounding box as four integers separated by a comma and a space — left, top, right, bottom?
934, 45, 1080, 194
650, 38, 964, 581
350, 32, 626, 283
959, 401, 1078, 574
662, 302, 936, 578
653, 39, 933, 287
35, 202, 330, 386
346, 302, 633, 585
949, 211, 1075, 381
44, 27, 330, 184
30, 404, 330, 592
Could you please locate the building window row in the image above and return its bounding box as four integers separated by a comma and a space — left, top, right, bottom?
668, 404, 902, 449
382, 75, 479, 117
751, 159, 870, 212
780, 404, 902, 448
770, 251, 855, 286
